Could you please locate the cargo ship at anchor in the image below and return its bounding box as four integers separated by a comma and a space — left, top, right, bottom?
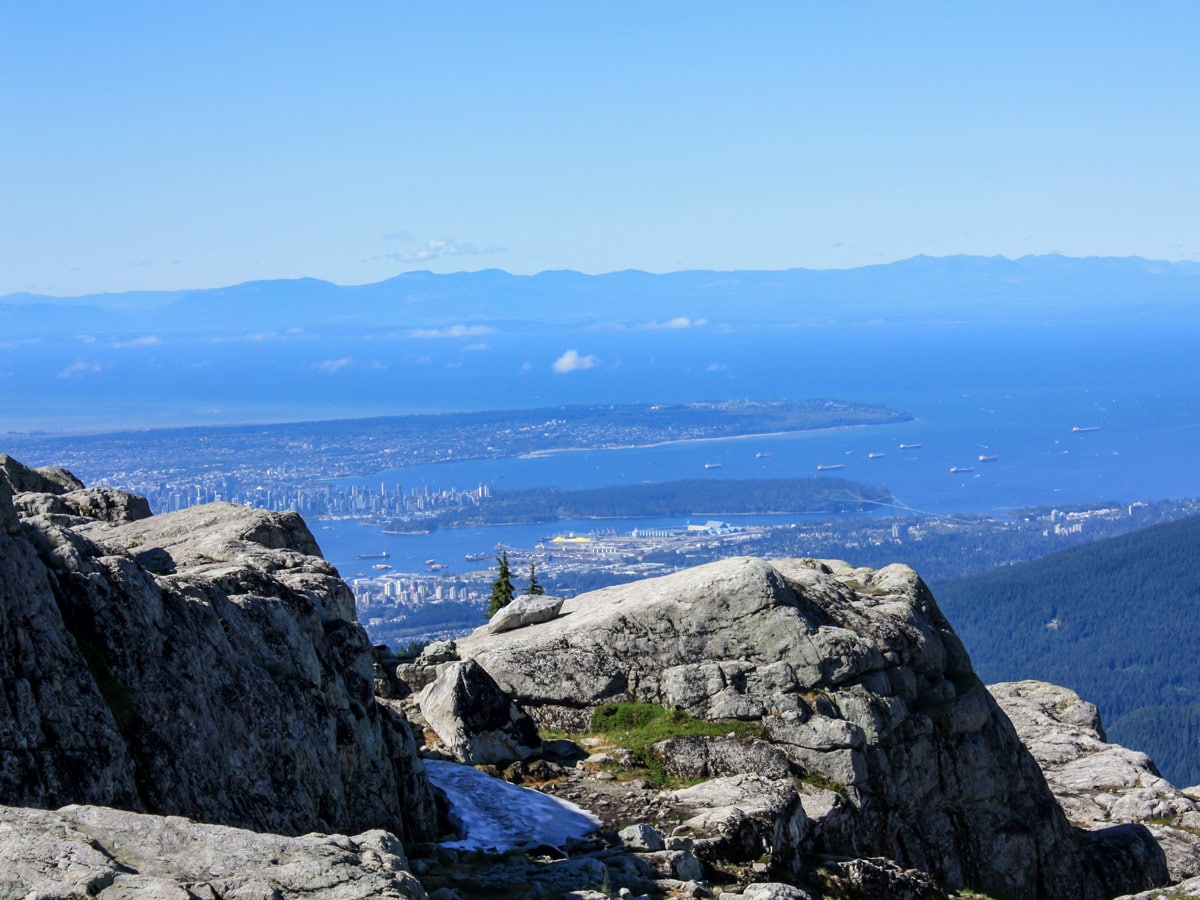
356, 552, 390, 560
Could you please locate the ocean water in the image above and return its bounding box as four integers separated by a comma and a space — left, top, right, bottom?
5, 314, 1198, 574
318, 375, 1200, 575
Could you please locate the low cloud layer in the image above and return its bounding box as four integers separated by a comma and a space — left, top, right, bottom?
314, 357, 352, 374
389, 238, 508, 264
410, 324, 496, 339
113, 335, 161, 349
58, 361, 102, 378
638, 317, 707, 330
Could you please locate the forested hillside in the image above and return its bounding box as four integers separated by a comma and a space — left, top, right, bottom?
934, 514, 1200, 786
408, 477, 891, 528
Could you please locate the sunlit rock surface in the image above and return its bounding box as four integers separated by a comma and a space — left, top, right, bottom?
458, 555, 1166, 898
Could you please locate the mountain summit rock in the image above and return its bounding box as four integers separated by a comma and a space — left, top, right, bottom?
456, 555, 1169, 898
0, 453, 436, 843
3, 453, 1196, 897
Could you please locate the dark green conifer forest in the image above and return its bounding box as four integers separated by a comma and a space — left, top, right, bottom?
934, 514, 1200, 786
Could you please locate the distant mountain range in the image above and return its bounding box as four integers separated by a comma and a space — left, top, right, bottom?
4, 254, 1200, 337
934, 513, 1200, 787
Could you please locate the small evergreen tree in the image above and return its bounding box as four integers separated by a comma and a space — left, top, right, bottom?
526, 560, 545, 595
486, 551, 514, 618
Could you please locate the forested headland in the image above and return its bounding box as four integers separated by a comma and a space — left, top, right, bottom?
392, 477, 892, 529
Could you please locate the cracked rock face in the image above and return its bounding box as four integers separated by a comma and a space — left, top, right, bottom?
993, 680, 1200, 883
0, 454, 436, 843
0, 803, 428, 899
457, 555, 1158, 898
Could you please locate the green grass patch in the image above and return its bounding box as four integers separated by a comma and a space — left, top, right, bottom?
590, 701, 764, 748
580, 702, 767, 788
797, 771, 845, 794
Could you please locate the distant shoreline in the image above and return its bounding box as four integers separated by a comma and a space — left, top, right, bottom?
517, 423, 880, 459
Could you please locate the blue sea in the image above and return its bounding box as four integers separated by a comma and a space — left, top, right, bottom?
317, 381, 1200, 576
5, 314, 1198, 575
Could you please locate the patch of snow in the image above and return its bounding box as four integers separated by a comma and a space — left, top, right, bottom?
425, 759, 601, 852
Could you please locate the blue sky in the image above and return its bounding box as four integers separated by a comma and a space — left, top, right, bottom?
3, 2, 1198, 295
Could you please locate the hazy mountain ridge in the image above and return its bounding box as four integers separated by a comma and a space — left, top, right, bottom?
5, 254, 1200, 336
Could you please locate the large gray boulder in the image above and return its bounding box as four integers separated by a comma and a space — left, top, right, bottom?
418, 659, 541, 765
0, 455, 437, 843
14, 486, 152, 525
456, 556, 1160, 899
672, 774, 810, 878
0, 803, 427, 899
992, 680, 1200, 882
487, 593, 564, 633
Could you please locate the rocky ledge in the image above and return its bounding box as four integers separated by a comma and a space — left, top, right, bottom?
5, 450, 1198, 899
992, 680, 1200, 886
451, 556, 1169, 898
0, 804, 426, 899
0, 453, 435, 842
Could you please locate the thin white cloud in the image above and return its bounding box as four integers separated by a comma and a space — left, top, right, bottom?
464, 343, 491, 352
58, 361, 102, 378
113, 335, 161, 349
639, 317, 707, 330
410, 324, 496, 339
706, 362, 729, 372
552, 349, 600, 374
382, 230, 414, 241
388, 237, 508, 263
211, 331, 283, 343
314, 357, 352, 374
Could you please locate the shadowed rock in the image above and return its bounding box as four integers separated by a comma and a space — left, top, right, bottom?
419, 659, 541, 765
993, 680, 1200, 883
0, 456, 437, 843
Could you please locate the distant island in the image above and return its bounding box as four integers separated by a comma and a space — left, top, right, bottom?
399, 476, 893, 529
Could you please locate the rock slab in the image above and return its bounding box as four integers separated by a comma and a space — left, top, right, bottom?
0, 803, 427, 899
419, 659, 541, 765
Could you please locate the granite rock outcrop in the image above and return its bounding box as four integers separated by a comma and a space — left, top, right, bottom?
418, 658, 542, 765
992, 680, 1200, 885
456, 555, 1164, 898
0, 803, 428, 899
0, 454, 436, 842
